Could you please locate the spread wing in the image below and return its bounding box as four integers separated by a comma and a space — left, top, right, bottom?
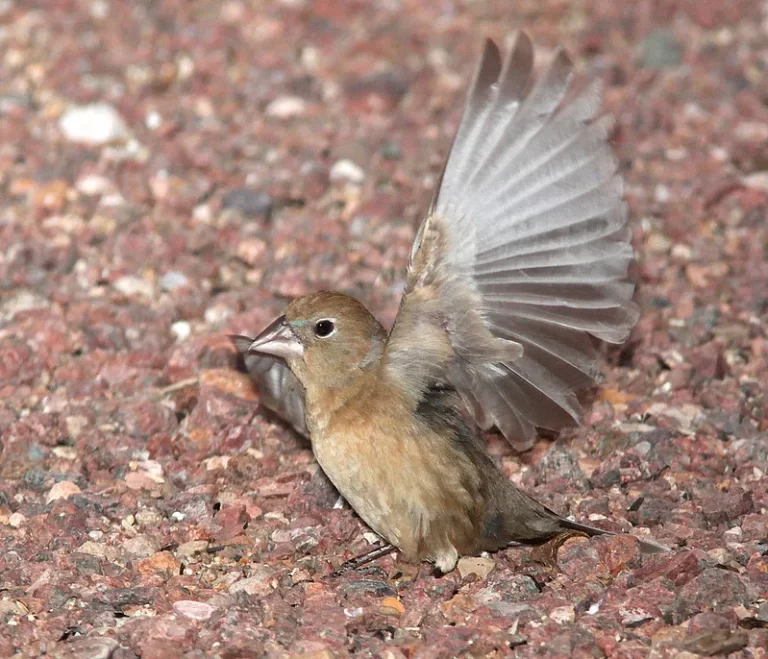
385, 32, 639, 450
230, 336, 309, 437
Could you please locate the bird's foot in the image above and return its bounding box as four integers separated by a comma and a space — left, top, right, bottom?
330, 543, 396, 576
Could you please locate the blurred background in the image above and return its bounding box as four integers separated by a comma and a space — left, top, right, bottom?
3, 1, 766, 333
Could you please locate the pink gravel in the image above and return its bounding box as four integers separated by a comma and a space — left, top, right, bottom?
1, 0, 767, 656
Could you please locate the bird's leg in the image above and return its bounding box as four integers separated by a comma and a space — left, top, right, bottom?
331, 543, 396, 576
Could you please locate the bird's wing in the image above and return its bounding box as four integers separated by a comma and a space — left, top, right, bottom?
230, 336, 309, 437
384, 32, 639, 450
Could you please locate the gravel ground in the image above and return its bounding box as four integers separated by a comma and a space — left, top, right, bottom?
2, 0, 768, 657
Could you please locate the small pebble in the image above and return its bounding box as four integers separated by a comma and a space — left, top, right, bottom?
620, 607, 654, 627
265, 95, 306, 118
204, 305, 232, 325
379, 597, 405, 616
173, 600, 216, 621
193, 203, 212, 222
723, 526, 743, 541
125, 472, 159, 491
550, 605, 576, 624
1, 292, 49, 319
78, 540, 108, 559
145, 110, 162, 130
176, 540, 209, 558
735, 122, 768, 142
271, 528, 292, 543
46, 481, 81, 504
330, 159, 365, 184
59, 103, 129, 145
8, 512, 26, 528
121, 534, 160, 560
171, 321, 192, 341
457, 556, 496, 580
114, 275, 154, 298
205, 455, 230, 471
236, 237, 268, 266
742, 171, 768, 192
65, 416, 88, 440
229, 565, 276, 596
159, 271, 190, 291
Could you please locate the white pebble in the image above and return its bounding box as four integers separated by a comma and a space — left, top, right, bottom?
0, 291, 49, 320
114, 275, 154, 298
742, 171, 768, 193
724, 526, 743, 541
145, 110, 162, 130
101, 192, 127, 207
265, 95, 306, 118
204, 305, 231, 326
710, 146, 729, 162
89, 0, 109, 19
330, 159, 365, 184
53, 445, 78, 459
671, 243, 692, 261
59, 103, 129, 145
205, 455, 230, 471
76, 174, 113, 196
665, 147, 687, 161
654, 184, 670, 203
171, 321, 191, 341
177, 54, 195, 81
300, 46, 320, 71
735, 121, 768, 142
193, 204, 212, 223
8, 512, 26, 528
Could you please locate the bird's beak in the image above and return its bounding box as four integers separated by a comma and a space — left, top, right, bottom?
230, 315, 304, 360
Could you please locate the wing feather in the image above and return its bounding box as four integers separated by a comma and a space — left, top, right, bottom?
386, 32, 638, 450
231, 335, 309, 437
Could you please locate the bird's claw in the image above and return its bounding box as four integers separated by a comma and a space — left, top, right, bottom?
330, 543, 395, 577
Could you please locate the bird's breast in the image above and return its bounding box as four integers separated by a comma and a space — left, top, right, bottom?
311, 424, 408, 548
307, 393, 484, 562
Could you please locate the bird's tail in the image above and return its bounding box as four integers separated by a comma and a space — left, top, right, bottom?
559, 517, 669, 554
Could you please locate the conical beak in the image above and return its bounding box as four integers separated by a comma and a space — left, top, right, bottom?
230, 315, 304, 360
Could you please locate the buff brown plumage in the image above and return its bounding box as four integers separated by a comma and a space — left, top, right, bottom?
231, 33, 664, 573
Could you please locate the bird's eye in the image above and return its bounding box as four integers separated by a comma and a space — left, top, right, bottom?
314, 319, 335, 338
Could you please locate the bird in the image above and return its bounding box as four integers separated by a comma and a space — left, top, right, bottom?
231, 32, 666, 573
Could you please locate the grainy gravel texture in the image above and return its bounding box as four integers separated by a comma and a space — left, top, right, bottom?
1, 0, 768, 657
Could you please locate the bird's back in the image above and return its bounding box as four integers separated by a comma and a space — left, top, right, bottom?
412, 388, 568, 550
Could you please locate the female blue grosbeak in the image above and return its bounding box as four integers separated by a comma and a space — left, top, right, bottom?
232, 33, 665, 573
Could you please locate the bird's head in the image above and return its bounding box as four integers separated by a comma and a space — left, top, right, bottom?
234, 291, 387, 393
